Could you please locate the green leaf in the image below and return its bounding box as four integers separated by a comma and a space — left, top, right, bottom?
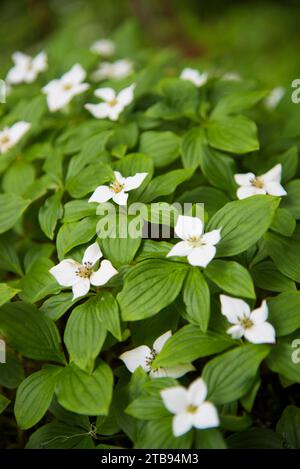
56, 217, 97, 259
207, 195, 280, 257
139, 131, 181, 167
183, 268, 210, 331
268, 292, 300, 336
98, 213, 141, 267
268, 146, 298, 184
15, 366, 62, 430
265, 231, 300, 282
64, 299, 107, 372
2, 161, 35, 196
0, 394, 10, 414
205, 260, 255, 299
63, 199, 96, 223
267, 335, 300, 383
0, 351, 24, 389
26, 421, 94, 449
152, 325, 234, 368
66, 131, 112, 181
140, 168, 194, 203
146, 78, 197, 121
118, 260, 188, 321
0, 236, 22, 275
282, 180, 300, 219
179, 186, 229, 217
0, 283, 20, 306
38, 191, 63, 239
250, 261, 296, 293
270, 208, 296, 236
18, 257, 60, 303
95, 291, 122, 341
0, 193, 31, 234
181, 128, 205, 168
203, 344, 270, 404
195, 429, 227, 449
40, 292, 75, 321
276, 406, 300, 448
207, 115, 259, 154
211, 90, 267, 118
136, 416, 193, 449
0, 302, 64, 363
227, 428, 283, 449
66, 163, 114, 199
200, 146, 236, 194
126, 395, 169, 420
56, 362, 113, 415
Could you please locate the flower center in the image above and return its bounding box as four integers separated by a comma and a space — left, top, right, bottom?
186, 404, 198, 414
75, 262, 93, 279
238, 315, 254, 329
145, 349, 158, 371
110, 180, 124, 193
108, 98, 118, 107
250, 177, 264, 189
63, 83, 73, 91
26, 62, 34, 71
0, 135, 10, 145
187, 235, 203, 248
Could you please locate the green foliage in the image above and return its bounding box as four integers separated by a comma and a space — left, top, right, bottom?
0, 7, 299, 450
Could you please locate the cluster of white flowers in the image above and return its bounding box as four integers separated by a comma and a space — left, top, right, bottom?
7, 40, 283, 439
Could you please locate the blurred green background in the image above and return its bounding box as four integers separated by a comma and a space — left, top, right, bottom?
1, 0, 300, 88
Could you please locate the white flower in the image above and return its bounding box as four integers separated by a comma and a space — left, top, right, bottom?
89, 170, 147, 206
42, 64, 89, 112
234, 163, 287, 200
160, 378, 219, 437
167, 215, 221, 267
91, 59, 133, 82
49, 242, 118, 300
90, 39, 115, 57
0, 121, 31, 154
221, 71, 241, 82
120, 331, 195, 379
220, 295, 276, 344
264, 87, 285, 109
85, 84, 135, 121
180, 68, 208, 87
6, 51, 47, 84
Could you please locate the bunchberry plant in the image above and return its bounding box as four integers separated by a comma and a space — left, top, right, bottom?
0, 23, 300, 451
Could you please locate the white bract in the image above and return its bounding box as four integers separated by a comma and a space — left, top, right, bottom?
0, 122, 31, 154
91, 59, 133, 81
119, 331, 195, 379
180, 68, 208, 87
167, 215, 221, 267
234, 163, 287, 199
90, 39, 115, 57
160, 378, 219, 437
85, 84, 135, 121
89, 170, 147, 206
221, 71, 241, 82
264, 86, 285, 109
220, 295, 276, 344
49, 242, 118, 300
42, 64, 89, 112
6, 51, 47, 84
